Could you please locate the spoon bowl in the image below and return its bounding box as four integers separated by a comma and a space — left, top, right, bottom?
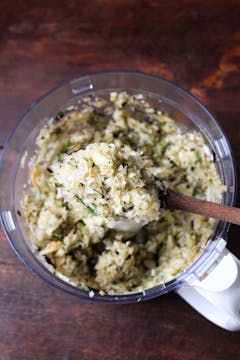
113, 189, 240, 234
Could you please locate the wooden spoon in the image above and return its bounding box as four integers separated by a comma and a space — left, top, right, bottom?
165, 190, 240, 225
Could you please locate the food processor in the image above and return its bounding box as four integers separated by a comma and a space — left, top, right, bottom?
0, 71, 239, 330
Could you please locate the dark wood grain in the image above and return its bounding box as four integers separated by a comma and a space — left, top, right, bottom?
1, 0, 240, 359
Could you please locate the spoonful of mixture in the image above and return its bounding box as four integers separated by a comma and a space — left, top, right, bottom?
51, 141, 166, 233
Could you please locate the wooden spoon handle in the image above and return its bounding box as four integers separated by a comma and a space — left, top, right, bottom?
165, 190, 240, 225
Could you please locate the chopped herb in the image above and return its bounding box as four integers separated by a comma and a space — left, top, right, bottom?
156, 143, 168, 157
123, 104, 155, 124
74, 195, 96, 215
195, 150, 203, 164
55, 111, 65, 121
161, 237, 168, 246
96, 122, 106, 131
157, 121, 164, 127
45, 181, 49, 188
47, 167, 53, 173
62, 138, 72, 152
57, 154, 62, 162
55, 182, 63, 188
66, 139, 72, 147
138, 116, 148, 123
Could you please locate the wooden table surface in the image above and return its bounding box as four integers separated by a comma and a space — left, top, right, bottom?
1, 1, 240, 359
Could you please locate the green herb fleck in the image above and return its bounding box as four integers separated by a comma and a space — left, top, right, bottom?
67, 138, 72, 147
55, 111, 65, 121
96, 122, 106, 131
156, 143, 168, 157
55, 182, 63, 188
74, 195, 96, 215
138, 116, 148, 123
62, 138, 72, 152
195, 150, 203, 164
57, 154, 64, 163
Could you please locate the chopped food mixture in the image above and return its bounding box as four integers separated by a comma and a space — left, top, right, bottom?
23, 92, 226, 295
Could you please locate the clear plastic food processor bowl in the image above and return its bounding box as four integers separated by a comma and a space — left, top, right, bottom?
0, 72, 239, 330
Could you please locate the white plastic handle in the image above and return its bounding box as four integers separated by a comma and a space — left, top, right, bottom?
176, 248, 240, 331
